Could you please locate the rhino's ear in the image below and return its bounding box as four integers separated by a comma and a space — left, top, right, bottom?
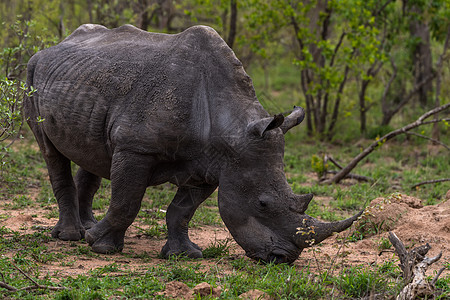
247, 114, 284, 137
280, 106, 305, 134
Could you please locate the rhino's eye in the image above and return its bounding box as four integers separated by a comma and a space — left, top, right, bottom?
259, 200, 267, 207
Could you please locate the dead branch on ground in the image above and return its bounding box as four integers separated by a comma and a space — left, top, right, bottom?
411, 178, 450, 190
388, 232, 445, 300
319, 155, 374, 183
0, 263, 67, 293
321, 104, 450, 184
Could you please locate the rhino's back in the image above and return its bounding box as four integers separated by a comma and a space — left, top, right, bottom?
26, 24, 261, 178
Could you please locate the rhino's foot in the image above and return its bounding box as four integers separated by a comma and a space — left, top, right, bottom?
161, 239, 203, 259
51, 220, 85, 241
81, 217, 98, 230
85, 222, 124, 254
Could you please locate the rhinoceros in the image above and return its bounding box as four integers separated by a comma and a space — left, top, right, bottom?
25, 24, 361, 264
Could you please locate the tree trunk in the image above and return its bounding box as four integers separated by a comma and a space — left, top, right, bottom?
157, 0, 174, 31
139, 0, 151, 31
409, 5, 433, 107
87, 0, 93, 23
58, 0, 65, 39
359, 80, 368, 134
226, 0, 237, 49
431, 26, 450, 140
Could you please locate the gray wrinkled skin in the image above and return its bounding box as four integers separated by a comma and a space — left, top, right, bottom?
25, 24, 361, 264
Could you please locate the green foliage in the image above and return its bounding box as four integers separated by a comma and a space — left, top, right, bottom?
378, 237, 392, 251
311, 154, 327, 178
0, 19, 57, 78
0, 78, 32, 166
202, 238, 231, 258
366, 125, 395, 139
0, 18, 52, 173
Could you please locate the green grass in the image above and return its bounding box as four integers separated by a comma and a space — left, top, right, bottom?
202, 238, 231, 258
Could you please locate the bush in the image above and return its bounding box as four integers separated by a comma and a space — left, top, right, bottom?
0, 78, 34, 169
366, 125, 394, 139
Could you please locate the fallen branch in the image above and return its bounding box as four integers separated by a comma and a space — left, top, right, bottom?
388, 232, 445, 300
321, 103, 450, 184
322, 170, 373, 182
0, 263, 67, 293
326, 155, 344, 169
411, 178, 450, 190
319, 155, 373, 182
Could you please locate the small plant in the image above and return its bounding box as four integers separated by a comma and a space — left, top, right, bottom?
166, 262, 203, 282
202, 238, 231, 259
135, 223, 167, 239
378, 237, 391, 251
377, 260, 401, 278
311, 154, 327, 178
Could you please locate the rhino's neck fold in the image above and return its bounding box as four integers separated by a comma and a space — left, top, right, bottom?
192, 75, 211, 142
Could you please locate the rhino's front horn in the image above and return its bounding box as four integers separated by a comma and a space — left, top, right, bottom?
280, 106, 305, 134
294, 210, 363, 249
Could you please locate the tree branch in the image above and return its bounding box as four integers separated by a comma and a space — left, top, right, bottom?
381, 56, 398, 112
322, 103, 450, 184
387, 72, 436, 119
329, 32, 346, 67
322, 170, 373, 182
404, 132, 449, 150
421, 118, 450, 126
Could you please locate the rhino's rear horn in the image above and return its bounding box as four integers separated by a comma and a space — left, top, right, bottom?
248, 114, 284, 137
289, 193, 313, 214
280, 106, 305, 134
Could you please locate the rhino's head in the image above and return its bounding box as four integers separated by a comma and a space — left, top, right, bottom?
217, 107, 362, 264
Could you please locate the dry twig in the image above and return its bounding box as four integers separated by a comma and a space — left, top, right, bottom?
0, 263, 67, 293
411, 178, 450, 190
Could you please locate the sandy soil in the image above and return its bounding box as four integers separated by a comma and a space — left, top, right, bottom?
296, 193, 450, 275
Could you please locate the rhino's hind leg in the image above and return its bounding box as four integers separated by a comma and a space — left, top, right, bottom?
30, 130, 84, 241
75, 168, 101, 230
161, 184, 216, 259
85, 151, 149, 254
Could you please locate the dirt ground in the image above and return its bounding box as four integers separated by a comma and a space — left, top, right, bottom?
0, 190, 449, 280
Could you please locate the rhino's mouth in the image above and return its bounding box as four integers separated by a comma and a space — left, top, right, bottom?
267, 249, 294, 264
246, 243, 301, 265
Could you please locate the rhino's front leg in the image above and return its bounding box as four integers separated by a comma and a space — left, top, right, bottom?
85, 151, 150, 254
161, 184, 216, 258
